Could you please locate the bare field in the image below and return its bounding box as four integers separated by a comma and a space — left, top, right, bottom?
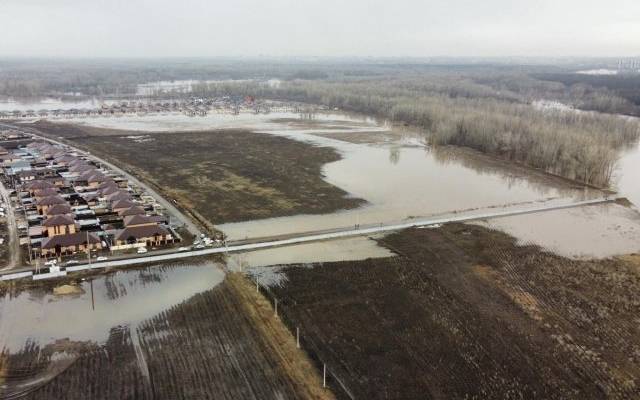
31, 121, 364, 225
268, 225, 640, 399
2, 273, 331, 400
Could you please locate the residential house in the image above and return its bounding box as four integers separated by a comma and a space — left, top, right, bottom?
46, 203, 73, 216
118, 205, 147, 217
42, 214, 76, 237
41, 232, 102, 258
114, 224, 172, 247
112, 199, 137, 214
36, 195, 67, 215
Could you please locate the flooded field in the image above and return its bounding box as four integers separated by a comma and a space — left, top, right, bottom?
0, 263, 328, 399
615, 141, 640, 208
30, 110, 640, 258
479, 203, 640, 258
0, 262, 224, 353
266, 225, 640, 399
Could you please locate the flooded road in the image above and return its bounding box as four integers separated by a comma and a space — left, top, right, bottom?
0, 262, 224, 353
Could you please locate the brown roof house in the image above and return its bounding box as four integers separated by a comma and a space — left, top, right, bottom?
46, 203, 73, 216
36, 195, 67, 215
33, 188, 59, 200
114, 223, 173, 247
41, 231, 102, 258
118, 205, 146, 217
25, 180, 55, 195
112, 199, 137, 214
107, 190, 132, 202
42, 214, 77, 237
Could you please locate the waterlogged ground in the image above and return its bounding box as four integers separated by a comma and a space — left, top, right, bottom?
615, 141, 640, 208
30, 111, 640, 258
0, 262, 329, 399
0, 263, 224, 353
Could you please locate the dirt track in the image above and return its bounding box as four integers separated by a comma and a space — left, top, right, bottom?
269, 224, 640, 399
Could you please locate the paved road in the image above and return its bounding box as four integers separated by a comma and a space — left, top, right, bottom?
0, 122, 203, 238
1, 196, 616, 281
0, 179, 20, 270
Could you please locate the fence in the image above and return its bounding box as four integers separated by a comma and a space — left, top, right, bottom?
254, 277, 356, 400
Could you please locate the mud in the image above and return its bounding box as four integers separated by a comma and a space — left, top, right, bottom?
268, 225, 640, 399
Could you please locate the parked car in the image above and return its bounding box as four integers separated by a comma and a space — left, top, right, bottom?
178, 247, 189, 252
96, 256, 108, 261
137, 247, 148, 254
65, 260, 80, 265
44, 259, 57, 267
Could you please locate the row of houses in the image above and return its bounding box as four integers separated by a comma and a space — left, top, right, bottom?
0, 98, 309, 120
2, 139, 179, 260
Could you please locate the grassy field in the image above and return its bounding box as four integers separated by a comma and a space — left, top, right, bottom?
32, 121, 364, 226
267, 224, 640, 399
2, 272, 332, 400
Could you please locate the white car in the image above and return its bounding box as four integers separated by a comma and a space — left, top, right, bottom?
44, 259, 57, 266
137, 247, 148, 254
65, 260, 80, 265
178, 247, 189, 252
96, 256, 108, 261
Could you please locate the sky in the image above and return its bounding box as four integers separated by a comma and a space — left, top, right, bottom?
1, 0, 639, 58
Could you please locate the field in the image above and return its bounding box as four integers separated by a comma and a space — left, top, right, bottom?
31, 121, 364, 226
1, 272, 332, 400
267, 224, 640, 399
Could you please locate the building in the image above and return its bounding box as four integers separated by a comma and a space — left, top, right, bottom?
114, 224, 172, 247
36, 195, 67, 215
46, 203, 73, 216
41, 232, 102, 258
42, 214, 76, 237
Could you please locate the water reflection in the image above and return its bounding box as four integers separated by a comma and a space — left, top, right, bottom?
389, 146, 401, 165
614, 140, 640, 207
0, 262, 224, 353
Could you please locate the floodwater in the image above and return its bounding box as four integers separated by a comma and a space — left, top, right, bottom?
478, 203, 640, 259
48, 111, 640, 258
228, 236, 393, 271
614, 141, 640, 208
0, 97, 106, 112
0, 262, 224, 353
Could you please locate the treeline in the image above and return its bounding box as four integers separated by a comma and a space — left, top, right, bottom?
200, 77, 639, 187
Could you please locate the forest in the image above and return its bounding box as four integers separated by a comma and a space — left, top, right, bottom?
197, 75, 640, 187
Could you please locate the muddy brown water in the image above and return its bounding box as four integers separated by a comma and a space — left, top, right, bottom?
615, 140, 640, 208
0, 262, 224, 353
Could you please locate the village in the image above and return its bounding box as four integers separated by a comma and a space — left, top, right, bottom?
0, 127, 196, 270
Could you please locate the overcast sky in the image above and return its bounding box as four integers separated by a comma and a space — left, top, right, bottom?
1, 0, 639, 58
